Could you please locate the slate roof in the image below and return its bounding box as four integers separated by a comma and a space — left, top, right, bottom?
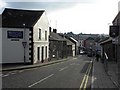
58, 33, 75, 45
49, 32, 74, 46
100, 38, 112, 45
2, 8, 44, 28
85, 37, 95, 41
49, 32, 66, 41
64, 37, 75, 45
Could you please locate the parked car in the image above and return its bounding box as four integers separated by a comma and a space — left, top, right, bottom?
80, 50, 85, 55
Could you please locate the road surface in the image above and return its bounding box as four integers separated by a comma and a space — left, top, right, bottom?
2, 55, 93, 89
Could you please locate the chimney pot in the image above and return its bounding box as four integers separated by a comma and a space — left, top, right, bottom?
53, 29, 57, 33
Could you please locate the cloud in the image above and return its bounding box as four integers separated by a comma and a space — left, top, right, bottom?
3, 0, 95, 3
0, 0, 7, 8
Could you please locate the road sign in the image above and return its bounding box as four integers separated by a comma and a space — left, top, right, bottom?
112, 37, 118, 44
22, 42, 27, 48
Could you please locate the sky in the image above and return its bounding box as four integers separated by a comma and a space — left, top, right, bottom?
0, 0, 120, 34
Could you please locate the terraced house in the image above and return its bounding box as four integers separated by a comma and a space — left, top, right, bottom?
1, 8, 49, 64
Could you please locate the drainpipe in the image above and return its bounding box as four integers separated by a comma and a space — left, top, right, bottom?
22, 23, 27, 64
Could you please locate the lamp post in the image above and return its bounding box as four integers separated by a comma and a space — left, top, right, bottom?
22, 23, 27, 64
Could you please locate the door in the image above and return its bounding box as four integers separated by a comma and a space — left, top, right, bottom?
37, 47, 40, 60
41, 46, 44, 63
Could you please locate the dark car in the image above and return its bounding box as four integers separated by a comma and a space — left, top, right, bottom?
87, 51, 93, 57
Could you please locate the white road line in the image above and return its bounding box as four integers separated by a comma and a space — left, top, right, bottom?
19, 70, 25, 73
2, 74, 9, 77
10, 72, 16, 75
33, 68, 37, 70
59, 66, 68, 71
91, 63, 94, 89
28, 74, 54, 88
9, 71, 17, 74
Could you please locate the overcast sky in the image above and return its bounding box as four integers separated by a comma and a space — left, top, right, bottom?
0, 0, 120, 34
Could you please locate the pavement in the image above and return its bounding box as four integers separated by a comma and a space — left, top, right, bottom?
106, 61, 119, 88
1, 57, 73, 72
91, 58, 119, 89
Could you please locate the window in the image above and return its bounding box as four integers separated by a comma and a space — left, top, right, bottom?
39, 29, 41, 40
45, 31, 47, 41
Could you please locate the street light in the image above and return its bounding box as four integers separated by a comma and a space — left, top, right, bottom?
22, 23, 27, 64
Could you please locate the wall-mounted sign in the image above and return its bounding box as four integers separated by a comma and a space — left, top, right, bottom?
7, 31, 23, 39
109, 26, 119, 38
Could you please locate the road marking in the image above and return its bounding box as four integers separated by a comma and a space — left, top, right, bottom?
84, 62, 92, 89
2, 74, 9, 77
79, 61, 92, 90
33, 68, 37, 70
28, 74, 54, 88
91, 63, 94, 89
59, 66, 68, 71
80, 63, 91, 89
9, 71, 17, 75
19, 70, 25, 73
10, 72, 16, 75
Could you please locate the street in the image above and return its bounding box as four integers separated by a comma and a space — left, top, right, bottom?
2, 55, 92, 89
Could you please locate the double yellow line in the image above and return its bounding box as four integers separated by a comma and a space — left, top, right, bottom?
79, 61, 93, 90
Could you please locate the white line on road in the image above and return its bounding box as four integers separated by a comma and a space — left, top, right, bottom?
28, 74, 54, 88
19, 70, 25, 73
2, 74, 9, 77
59, 66, 68, 71
9, 71, 17, 75
91, 61, 94, 89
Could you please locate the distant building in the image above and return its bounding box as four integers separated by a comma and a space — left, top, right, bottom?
68, 37, 79, 55
64, 36, 76, 57
84, 37, 96, 51
1, 8, 49, 64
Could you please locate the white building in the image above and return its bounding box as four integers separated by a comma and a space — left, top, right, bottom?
1, 8, 49, 64
69, 37, 79, 55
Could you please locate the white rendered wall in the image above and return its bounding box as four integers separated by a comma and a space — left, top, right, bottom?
2, 28, 29, 63
33, 12, 49, 63
72, 45, 75, 56
0, 28, 2, 63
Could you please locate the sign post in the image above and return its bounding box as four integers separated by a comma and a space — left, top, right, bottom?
22, 42, 27, 48
23, 23, 26, 64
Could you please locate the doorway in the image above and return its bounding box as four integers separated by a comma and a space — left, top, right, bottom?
41, 46, 44, 63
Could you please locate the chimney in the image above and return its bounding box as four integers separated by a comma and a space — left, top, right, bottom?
53, 29, 57, 33
49, 27, 52, 33
118, 1, 120, 12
